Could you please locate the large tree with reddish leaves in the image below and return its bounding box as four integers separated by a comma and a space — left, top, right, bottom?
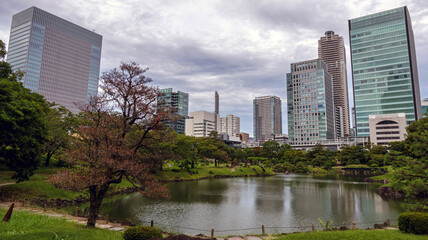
50, 62, 169, 227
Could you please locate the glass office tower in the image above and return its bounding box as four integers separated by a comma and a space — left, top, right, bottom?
349, 6, 421, 136
286, 59, 335, 145
7, 7, 102, 113
158, 88, 189, 134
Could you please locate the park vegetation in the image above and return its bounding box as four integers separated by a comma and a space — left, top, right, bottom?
0, 36, 426, 232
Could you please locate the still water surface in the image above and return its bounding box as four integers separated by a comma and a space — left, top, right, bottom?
100, 174, 402, 235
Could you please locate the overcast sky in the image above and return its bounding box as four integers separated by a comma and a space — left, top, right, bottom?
1, 0, 427, 137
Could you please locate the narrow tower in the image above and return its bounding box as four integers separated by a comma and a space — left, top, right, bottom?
318, 30, 350, 137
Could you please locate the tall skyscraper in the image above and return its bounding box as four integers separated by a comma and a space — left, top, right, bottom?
318, 30, 350, 137
158, 88, 189, 134
220, 114, 240, 137
349, 6, 421, 136
215, 91, 219, 115
253, 96, 282, 142
6, 7, 102, 113
286, 59, 335, 145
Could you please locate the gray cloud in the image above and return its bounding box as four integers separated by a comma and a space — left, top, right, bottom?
1, 0, 427, 136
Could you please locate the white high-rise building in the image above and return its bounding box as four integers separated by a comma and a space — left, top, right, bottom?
220, 115, 240, 137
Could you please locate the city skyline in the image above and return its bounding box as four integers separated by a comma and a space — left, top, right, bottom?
1, 1, 428, 137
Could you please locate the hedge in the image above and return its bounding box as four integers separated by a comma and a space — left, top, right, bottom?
123, 226, 163, 240
398, 212, 428, 235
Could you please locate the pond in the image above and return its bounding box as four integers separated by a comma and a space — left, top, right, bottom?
98, 174, 403, 235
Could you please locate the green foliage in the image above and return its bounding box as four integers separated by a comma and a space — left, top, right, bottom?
247, 157, 268, 165
294, 162, 309, 173
398, 212, 428, 235
123, 226, 162, 240
277, 229, 427, 240
273, 162, 293, 172
337, 145, 367, 165
44, 104, 76, 166
388, 117, 428, 211
261, 141, 280, 159
318, 218, 333, 231
0, 77, 50, 182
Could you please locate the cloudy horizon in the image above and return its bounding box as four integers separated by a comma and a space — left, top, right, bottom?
1, 0, 427, 137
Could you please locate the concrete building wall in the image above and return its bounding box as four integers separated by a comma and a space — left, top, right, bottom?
369, 113, 407, 145
185, 111, 220, 137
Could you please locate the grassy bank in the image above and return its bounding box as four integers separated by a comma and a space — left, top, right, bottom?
157, 165, 274, 181
0, 208, 123, 240
277, 229, 425, 240
0, 167, 82, 201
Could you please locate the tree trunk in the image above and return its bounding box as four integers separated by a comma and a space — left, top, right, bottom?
45, 151, 54, 166
215, 159, 217, 167
245, 157, 248, 167
87, 184, 109, 228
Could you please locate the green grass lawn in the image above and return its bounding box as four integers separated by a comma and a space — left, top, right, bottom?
0, 208, 123, 240
277, 229, 426, 240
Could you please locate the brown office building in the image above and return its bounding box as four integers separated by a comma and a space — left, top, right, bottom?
253, 96, 282, 142
318, 31, 350, 137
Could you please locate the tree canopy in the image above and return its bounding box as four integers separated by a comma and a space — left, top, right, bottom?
0, 39, 50, 182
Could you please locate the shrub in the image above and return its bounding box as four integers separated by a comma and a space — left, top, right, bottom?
398, 212, 428, 235
123, 226, 162, 240
171, 168, 180, 172
208, 170, 214, 174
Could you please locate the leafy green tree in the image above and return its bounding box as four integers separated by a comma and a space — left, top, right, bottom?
44, 104, 76, 166
337, 145, 367, 165
389, 117, 428, 211
243, 147, 254, 166
280, 148, 306, 164
367, 145, 388, 167
262, 140, 280, 160
252, 147, 262, 157
277, 143, 292, 159
0, 40, 50, 182
232, 148, 245, 166
173, 135, 200, 170
294, 162, 309, 173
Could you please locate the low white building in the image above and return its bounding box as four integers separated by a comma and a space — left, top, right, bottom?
185, 111, 220, 137
369, 113, 407, 146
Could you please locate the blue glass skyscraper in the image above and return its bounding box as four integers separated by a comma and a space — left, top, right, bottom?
158, 88, 189, 134
349, 6, 421, 136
